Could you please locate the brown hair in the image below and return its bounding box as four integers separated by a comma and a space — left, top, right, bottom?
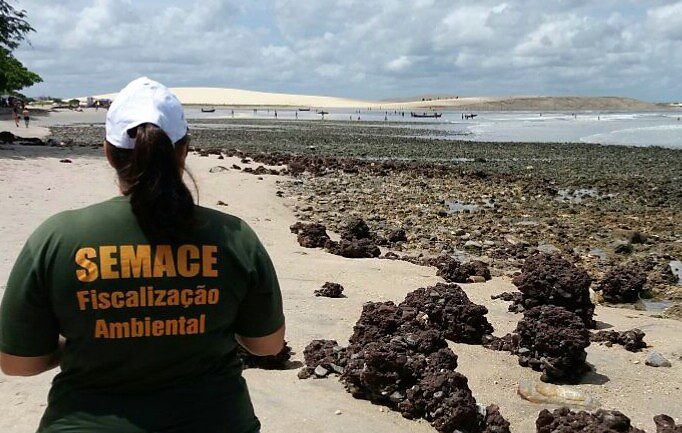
106, 123, 196, 241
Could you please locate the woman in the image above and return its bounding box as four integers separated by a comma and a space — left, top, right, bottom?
12, 105, 20, 127
0, 77, 285, 433
22, 107, 30, 127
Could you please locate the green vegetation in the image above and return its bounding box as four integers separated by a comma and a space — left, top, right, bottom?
0, 0, 42, 94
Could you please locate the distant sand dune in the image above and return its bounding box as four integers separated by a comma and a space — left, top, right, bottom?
85, 88, 663, 111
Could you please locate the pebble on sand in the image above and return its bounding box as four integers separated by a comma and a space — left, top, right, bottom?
645, 351, 672, 367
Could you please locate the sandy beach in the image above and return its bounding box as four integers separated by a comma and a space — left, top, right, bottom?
1, 111, 681, 432
86, 88, 664, 111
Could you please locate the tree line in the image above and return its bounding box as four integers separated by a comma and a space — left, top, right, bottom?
0, 0, 42, 95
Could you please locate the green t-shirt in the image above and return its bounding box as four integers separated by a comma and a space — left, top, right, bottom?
0, 196, 285, 433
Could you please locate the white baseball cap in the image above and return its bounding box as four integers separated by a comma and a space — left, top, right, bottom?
105, 77, 188, 149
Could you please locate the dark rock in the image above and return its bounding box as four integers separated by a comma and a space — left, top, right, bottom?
596, 263, 648, 304
483, 333, 520, 353
290, 222, 331, 248
654, 414, 682, 433
399, 283, 494, 344
238, 342, 292, 370
591, 329, 646, 352
387, 228, 408, 243
298, 339, 347, 379
516, 305, 591, 383
340, 217, 372, 241
482, 404, 511, 433
611, 239, 634, 255
628, 231, 648, 244
0, 131, 44, 146
491, 291, 523, 306
315, 282, 345, 298
430, 255, 491, 283
348, 301, 403, 347
536, 407, 646, 433
300, 291, 510, 432
512, 253, 595, 327
382, 251, 400, 260
325, 238, 380, 258
0, 131, 16, 143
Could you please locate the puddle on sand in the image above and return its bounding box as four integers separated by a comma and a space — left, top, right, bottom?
446, 201, 479, 213
635, 299, 674, 313
555, 188, 616, 203
445, 198, 495, 214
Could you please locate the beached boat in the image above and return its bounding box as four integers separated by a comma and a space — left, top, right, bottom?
317, 110, 329, 115
201, 107, 215, 113
298, 108, 311, 111
410, 112, 442, 118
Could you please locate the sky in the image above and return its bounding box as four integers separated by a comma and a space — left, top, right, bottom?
12, 0, 682, 102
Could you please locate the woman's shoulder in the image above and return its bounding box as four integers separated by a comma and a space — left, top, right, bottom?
30, 197, 129, 236
194, 205, 257, 237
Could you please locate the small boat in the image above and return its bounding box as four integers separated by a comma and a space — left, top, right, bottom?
201, 107, 215, 113
317, 110, 329, 115
298, 108, 311, 111
410, 112, 441, 118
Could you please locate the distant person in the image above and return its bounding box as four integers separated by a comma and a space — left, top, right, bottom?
22, 107, 30, 128
12, 106, 20, 127
0, 77, 285, 433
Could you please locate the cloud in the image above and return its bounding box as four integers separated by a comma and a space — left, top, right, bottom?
12, 0, 682, 101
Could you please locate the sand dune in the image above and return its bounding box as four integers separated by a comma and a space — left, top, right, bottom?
86, 88, 661, 111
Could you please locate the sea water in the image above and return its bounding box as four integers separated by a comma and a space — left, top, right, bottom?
185, 108, 682, 149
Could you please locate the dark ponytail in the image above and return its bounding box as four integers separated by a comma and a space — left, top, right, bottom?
107, 123, 196, 241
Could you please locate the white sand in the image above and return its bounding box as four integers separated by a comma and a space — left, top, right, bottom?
86, 88, 660, 111
0, 129, 680, 432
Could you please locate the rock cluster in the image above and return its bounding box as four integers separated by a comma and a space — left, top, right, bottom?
429, 255, 492, 283
290, 218, 381, 258
314, 282, 345, 298
0, 131, 47, 146
290, 222, 330, 248
297, 339, 347, 379
516, 305, 591, 383
596, 263, 649, 303
486, 305, 591, 383
536, 407, 646, 433
399, 283, 494, 344
325, 238, 381, 258
341, 303, 507, 433
325, 217, 382, 258
300, 286, 508, 433
238, 342, 293, 370
511, 253, 595, 327
591, 329, 646, 352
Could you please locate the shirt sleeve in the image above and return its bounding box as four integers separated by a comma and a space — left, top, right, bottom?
0, 237, 60, 356
234, 235, 285, 338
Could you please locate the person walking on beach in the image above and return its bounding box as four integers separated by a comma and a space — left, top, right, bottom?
22, 107, 29, 128
12, 106, 20, 127
0, 77, 285, 433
